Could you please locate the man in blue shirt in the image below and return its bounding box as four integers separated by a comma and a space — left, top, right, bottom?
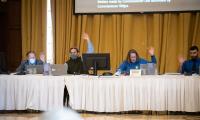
181, 46, 200, 74
115, 47, 157, 75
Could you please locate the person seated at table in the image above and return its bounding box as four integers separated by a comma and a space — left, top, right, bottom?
16, 51, 45, 73
64, 33, 94, 106
178, 45, 200, 74
65, 33, 94, 74
115, 47, 157, 75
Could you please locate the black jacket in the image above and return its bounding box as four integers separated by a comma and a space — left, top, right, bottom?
66, 57, 88, 74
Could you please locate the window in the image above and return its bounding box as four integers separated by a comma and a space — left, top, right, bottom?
46, 0, 54, 64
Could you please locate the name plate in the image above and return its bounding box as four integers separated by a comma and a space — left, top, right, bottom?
130, 69, 141, 77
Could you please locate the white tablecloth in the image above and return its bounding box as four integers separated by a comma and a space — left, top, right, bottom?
0, 75, 65, 111
65, 75, 200, 112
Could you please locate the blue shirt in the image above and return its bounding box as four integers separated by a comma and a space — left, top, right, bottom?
118, 56, 157, 74
87, 40, 94, 53
181, 58, 200, 74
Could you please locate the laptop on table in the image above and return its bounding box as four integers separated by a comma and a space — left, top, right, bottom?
26, 65, 44, 74
50, 64, 68, 76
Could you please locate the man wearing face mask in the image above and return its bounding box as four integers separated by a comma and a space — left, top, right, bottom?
65, 33, 94, 75
66, 48, 86, 74
16, 51, 45, 73
64, 33, 94, 106
115, 47, 157, 75
180, 46, 200, 74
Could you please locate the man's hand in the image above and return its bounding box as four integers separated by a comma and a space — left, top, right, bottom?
40, 52, 45, 63
82, 33, 90, 42
178, 55, 185, 65
148, 47, 155, 56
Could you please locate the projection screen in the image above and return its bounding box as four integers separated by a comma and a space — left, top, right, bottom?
75, 0, 200, 14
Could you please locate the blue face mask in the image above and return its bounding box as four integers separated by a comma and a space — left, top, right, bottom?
29, 58, 36, 64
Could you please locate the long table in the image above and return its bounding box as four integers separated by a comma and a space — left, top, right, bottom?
0, 74, 200, 112
0, 75, 65, 111
65, 75, 200, 112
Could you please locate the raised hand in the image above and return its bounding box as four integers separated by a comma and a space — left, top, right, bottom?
40, 52, 46, 63
178, 55, 185, 65
148, 47, 155, 56
82, 33, 90, 42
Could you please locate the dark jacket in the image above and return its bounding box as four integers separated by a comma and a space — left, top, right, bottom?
181, 58, 200, 74
16, 59, 44, 73
66, 57, 88, 74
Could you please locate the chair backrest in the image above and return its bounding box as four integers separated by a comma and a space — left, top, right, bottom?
0, 52, 7, 72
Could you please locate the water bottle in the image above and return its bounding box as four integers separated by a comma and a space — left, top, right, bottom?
140, 64, 146, 75
43, 63, 50, 75
115, 69, 121, 76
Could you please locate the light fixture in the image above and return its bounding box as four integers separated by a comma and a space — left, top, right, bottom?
1, 0, 7, 3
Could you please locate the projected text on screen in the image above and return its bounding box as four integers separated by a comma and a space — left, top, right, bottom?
75, 0, 200, 13
97, 0, 171, 8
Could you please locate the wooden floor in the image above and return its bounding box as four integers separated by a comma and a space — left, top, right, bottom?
0, 113, 200, 120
